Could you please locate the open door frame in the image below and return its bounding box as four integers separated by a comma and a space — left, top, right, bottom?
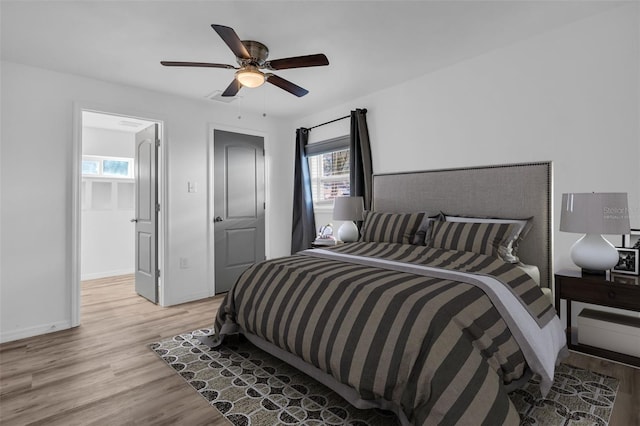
71, 103, 166, 326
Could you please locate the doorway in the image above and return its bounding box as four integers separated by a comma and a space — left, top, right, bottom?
73, 108, 164, 326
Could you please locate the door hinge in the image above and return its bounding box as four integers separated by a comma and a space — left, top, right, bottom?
262, 148, 265, 156
157, 270, 161, 277
263, 202, 266, 210
155, 139, 161, 147
156, 203, 160, 212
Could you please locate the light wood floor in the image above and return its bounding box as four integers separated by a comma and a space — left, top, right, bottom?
1, 275, 638, 425
0, 275, 230, 425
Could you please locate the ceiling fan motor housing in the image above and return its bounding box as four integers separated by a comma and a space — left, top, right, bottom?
240, 40, 269, 66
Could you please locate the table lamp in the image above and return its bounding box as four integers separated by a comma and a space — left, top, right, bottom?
332, 196, 364, 242
560, 192, 630, 275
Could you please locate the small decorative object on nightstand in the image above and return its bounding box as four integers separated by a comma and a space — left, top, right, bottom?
559, 192, 630, 275
612, 247, 639, 275
332, 196, 364, 242
554, 269, 640, 367
312, 223, 337, 247
622, 228, 640, 249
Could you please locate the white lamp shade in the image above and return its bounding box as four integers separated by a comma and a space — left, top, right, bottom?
560, 193, 630, 234
332, 196, 364, 221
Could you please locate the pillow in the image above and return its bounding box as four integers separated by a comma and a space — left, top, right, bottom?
360, 211, 426, 244
412, 212, 446, 245
429, 220, 518, 259
444, 214, 533, 263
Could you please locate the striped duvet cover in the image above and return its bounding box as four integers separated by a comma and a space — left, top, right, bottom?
214, 242, 566, 425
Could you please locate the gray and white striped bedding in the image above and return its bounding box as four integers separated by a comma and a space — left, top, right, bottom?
360, 211, 426, 244
214, 242, 565, 425
430, 220, 517, 260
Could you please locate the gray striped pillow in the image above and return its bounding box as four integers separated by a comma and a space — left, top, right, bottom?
359, 211, 426, 244
429, 220, 517, 258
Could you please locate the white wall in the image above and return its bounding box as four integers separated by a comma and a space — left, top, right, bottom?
81, 127, 136, 280
0, 61, 292, 342
83, 127, 135, 158
292, 5, 639, 321
1, 4, 637, 343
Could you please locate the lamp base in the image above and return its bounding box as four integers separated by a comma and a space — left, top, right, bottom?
570, 234, 619, 274
337, 221, 359, 242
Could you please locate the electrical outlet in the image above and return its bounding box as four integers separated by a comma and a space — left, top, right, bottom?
179, 257, 189, 269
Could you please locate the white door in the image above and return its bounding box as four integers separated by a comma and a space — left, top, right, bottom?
134, 124, 159, 302
214, 129, 265, 294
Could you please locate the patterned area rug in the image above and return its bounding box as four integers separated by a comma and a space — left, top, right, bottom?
149, 330, 618, 425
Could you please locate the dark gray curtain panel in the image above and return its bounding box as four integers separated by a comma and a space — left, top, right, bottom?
291, 128, 316, 254
350, 108, 373, 211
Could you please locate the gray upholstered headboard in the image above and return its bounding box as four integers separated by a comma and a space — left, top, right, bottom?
372, 162, 552, 288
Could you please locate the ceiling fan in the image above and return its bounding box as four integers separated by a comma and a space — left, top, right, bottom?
161, 24, 329, 97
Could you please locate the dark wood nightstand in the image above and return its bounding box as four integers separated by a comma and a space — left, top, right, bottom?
554, 269, 640, 367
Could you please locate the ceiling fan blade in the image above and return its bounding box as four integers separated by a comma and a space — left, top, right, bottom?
266, 74, 309, 97
221, 79, 242, 97
267, 54, 329, 70
211, 24, 251, 60
160, 61, 237, 69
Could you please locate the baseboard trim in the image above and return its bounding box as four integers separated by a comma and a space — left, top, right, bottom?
81, 269, 134, 281
0, 320, 73, 344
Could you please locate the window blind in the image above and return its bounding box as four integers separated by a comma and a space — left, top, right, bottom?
305, 135, 349, 156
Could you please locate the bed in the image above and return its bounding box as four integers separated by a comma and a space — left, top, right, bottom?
204, 162, 567, 425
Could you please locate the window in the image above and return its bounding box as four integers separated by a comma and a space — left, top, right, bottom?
102, 159, 131, 177
82, 155, 133, 179
82, 159, 100, 175
306, 136, 350, 208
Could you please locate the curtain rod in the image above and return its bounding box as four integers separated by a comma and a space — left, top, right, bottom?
306, 109, 368, 131
307, 114, 349, 130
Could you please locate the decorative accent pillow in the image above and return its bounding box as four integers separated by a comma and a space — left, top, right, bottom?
360, 211, 426, 244
429, 220, 518, 259
443, 214, 533, 263
412, 212, 446, 245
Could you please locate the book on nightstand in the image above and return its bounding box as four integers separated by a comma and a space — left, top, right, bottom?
312, 236, 338, 246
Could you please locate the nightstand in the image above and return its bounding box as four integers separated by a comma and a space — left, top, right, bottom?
310, 240, 345, 249
555, 269, 640, 367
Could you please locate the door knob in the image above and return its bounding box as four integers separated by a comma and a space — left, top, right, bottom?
130, 218, 138, 223
214, 216, 224, 222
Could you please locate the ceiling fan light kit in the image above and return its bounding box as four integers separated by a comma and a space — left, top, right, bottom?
161, 24, 329, 97
236, 66, 265, 88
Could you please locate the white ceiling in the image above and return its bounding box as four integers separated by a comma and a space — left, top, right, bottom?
1, 1, 619, 119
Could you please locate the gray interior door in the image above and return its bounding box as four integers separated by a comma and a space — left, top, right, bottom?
134, 124, 159, 303
214, 129, 265, 294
